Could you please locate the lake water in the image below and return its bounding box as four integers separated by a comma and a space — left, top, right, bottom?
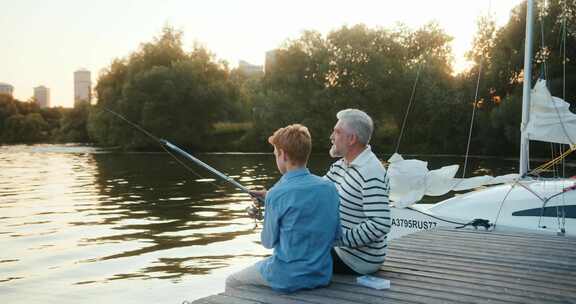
1, 144, 573, 303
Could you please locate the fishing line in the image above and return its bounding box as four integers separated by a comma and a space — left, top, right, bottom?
103, 108, 221, 188
102, 107, 263, 220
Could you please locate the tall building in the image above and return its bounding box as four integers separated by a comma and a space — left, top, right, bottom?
74, 69, 91, 106
34, 86, 50, 108
265, 50, 278, 75
238, 60, 263, 76
0, 82, 14, 97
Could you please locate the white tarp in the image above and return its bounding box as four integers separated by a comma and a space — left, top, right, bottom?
526, 79, 576, 145
388, 153, 519, 208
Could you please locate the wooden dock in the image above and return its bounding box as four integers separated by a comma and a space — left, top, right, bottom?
192, 228, 576, 304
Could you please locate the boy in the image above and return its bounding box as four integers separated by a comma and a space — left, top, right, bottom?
226, 124, 340, 293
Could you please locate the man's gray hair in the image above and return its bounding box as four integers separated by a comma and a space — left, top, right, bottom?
336, 109, 374, 145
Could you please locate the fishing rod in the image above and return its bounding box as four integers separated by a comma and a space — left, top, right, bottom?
103, 107, 263, 220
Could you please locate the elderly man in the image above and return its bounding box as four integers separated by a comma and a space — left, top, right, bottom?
325, 108, 391, 275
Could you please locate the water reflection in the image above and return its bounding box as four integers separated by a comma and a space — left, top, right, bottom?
0, 145, 277, 303
82, 152, 278, 279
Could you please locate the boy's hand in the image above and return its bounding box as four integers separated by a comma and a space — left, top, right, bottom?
246, 203, 263, 220
249, 190, 267, 206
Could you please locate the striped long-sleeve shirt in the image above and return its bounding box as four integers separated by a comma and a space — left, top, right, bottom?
325, 146, 391, 274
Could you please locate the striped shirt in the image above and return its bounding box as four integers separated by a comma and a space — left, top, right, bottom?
325, 146, 391, 274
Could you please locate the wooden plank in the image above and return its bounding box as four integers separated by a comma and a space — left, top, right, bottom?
290, 282, 419, 304
192, 228, 576, 304
417, 228, 576, 246
389, 242, 576, 268
400, 237, 576, 256
385, 254, 576, 284
382, 260, 576, 295
379, 267, 576, 303
374, 269, 570, 304
329, 275, 460, 304
400, 233, 576, 256
331, 276, 516, 304
386, 250, 576, 276
383, 257, 576, 289
226, 286, 314, 304
231, 284, 364, 304
386, 245, 576, 273
393, 235, 576, 260
433, 227, 576, 243
381, 265, 576, 299
193, 294, 263, 304
421, 232, 576, 251
329, 277, 469, 304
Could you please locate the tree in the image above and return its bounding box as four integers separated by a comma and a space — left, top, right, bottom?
57, 103, 90, 142
2, 113, 49, 143
0, 94, 60, 143
89, 26, 240, 150
249, 23, 456, 154
463, 0, 576, 156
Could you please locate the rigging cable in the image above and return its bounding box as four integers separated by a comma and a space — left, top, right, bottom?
549, 0, 575, 149
561, 0, 567, 178
492, 180, 518, 230
462, 1, 494, 178
536, 0, 566, 232
395, 62, 422, 154
462, 58, 483, 178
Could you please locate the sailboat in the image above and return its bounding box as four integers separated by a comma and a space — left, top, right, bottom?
387, 0, 576, 241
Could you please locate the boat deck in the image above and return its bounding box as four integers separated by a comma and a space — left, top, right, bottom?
192, 227, 576, 304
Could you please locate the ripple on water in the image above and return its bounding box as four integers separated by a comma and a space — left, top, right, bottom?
0, 144, 279, 303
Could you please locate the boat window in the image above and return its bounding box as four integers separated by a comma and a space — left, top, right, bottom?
512, 205, 576, 219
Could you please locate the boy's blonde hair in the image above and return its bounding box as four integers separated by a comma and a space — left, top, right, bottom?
268, 124, 311, 165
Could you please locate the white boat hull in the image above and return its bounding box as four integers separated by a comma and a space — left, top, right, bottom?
388, 179, 576, 241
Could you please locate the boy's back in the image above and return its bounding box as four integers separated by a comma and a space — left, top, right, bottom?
260, 169, 340, 293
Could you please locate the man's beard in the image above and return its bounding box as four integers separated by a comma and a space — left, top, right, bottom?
329, 144, 345, 158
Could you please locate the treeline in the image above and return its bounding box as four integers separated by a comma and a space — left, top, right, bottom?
2, 1, 575, 156
0, 94, 89, 143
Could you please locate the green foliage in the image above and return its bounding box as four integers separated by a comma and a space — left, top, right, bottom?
2, 113, 49, 142
56, 103, 90, 142
247, 23, 458, 153
0, 94, 93, 144
462, 0, 576, 156
0, 95, 53, 143
89, 26, 243, 150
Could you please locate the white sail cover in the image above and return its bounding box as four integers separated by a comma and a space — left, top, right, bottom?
387, 153, 519, 208
526, 79, 576, 145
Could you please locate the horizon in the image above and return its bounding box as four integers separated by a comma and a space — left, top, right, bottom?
1, 0, 523, 108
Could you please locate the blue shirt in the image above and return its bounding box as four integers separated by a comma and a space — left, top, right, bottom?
258, 168, 341, 293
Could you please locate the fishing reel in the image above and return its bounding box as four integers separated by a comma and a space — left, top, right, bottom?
246, 204, 263, 221
246, 192, 265, 221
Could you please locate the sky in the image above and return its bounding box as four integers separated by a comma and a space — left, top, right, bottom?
1, 0, 524, 108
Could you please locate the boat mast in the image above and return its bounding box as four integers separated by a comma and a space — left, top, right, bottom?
519, 0, 535, 177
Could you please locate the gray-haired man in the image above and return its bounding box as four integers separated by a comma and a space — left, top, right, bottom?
325, 108, 391, 274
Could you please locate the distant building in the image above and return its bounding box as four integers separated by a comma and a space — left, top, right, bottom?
74, 69, 91, 106
34, 86, 50, 108
238, 60, 263, 76
265, 50, 278, 75
0, 82, 14, 97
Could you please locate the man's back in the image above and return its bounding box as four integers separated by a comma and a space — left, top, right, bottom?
326, 146, 391, 274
